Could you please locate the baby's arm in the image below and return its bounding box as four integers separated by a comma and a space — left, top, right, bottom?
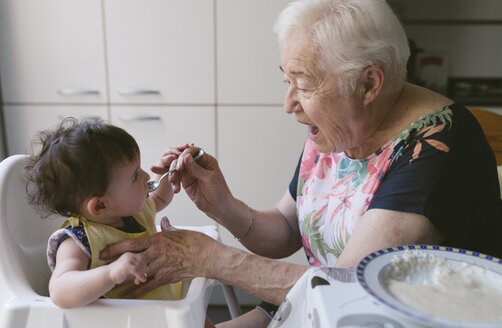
49, 238, 147, 308
150, 143, 193, 212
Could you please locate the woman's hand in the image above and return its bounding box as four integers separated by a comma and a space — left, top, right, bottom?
150, 143, 195, 194
100, 217, 219, 298
163, 147, 235, 221
101, 216, 307, 303
150, 144, 196, 211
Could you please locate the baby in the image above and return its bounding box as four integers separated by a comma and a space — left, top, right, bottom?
25, 118, 182, 308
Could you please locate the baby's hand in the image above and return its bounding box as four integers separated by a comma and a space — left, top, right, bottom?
108, 252, 147, 285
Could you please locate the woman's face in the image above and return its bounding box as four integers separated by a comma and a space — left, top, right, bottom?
280, 32, 365, 154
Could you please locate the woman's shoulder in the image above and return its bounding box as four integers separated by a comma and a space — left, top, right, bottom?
409, 101, 475, 134
396, 84, 477, 135
403, 83, 453, 118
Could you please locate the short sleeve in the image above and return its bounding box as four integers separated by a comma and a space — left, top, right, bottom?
368, 104, 502, 258
47, 226, 90, 271
289, 151, 303, 201
368, 128, 451, 216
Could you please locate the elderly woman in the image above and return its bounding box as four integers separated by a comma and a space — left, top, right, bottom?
102, 0, 502, 326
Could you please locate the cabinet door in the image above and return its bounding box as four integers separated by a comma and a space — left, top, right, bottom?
218, 106, 309, 265
217, 0, 291, 104
0, 0, 107, 104
3, 105, 108, 155
105, 0, 215, 104
111, 106, 216, 227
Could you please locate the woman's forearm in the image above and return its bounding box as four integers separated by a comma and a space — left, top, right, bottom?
208, 243, 308, 305
216, 192, 302, 259
100, 219, 307, 304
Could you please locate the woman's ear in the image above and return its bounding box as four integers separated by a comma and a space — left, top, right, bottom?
86, 197, 107, 216
361, 65, 384, 105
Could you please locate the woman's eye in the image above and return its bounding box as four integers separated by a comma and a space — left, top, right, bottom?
133, 172, 139, 182
297, 81, 312, 92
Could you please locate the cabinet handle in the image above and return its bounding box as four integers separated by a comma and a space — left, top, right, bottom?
118, 115, 162, 122
57, 88, 100, 95
58, 115, 103, 121
117, 88, 161, 95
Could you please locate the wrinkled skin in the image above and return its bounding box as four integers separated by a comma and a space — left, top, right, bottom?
101, 216, 219, 299
151, 147, 233, 222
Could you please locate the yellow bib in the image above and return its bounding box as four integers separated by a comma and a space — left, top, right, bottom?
61, 197, 182, 300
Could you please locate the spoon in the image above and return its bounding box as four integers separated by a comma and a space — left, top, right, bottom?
147, 149, 204, 193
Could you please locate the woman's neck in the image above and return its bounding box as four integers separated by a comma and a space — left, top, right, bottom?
345, 85, 406, 159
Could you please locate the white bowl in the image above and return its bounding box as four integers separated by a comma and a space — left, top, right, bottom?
356, 245, 502, 328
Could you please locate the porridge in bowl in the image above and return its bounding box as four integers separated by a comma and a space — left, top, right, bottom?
382, 250, 502, 322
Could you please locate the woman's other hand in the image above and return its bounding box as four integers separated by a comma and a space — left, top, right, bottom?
100, 217, 219, 298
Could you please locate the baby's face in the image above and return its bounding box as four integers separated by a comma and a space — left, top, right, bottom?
100, 156, 151, 223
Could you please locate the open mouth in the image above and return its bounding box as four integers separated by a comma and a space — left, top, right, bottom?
308, 125, 320, 137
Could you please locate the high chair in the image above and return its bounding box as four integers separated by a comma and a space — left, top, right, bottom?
0, 154, 222, 328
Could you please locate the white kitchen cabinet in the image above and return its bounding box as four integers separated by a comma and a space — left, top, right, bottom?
216, 0, 309, 265
216, 0, 290, 104
0, 0, 309, 270
217, 106, 309, 265
111, 106, 216, 227
104, 0, 215, 104
0, 0, 107, 104
3, 105, 108, 155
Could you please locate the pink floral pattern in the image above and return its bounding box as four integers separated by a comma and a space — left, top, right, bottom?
296, 107, 453, 267
297, 139, 397, 266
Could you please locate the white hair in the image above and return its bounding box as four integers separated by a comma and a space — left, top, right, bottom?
274, 0, 410, 97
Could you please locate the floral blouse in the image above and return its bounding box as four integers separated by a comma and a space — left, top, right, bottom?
290, 103, 502, 266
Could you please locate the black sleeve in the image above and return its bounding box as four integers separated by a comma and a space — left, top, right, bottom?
256, 301, 279, 320
370, 104, 502, 258
289, 151, 303, 202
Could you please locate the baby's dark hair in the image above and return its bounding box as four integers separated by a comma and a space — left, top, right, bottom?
25, 117, 140, 218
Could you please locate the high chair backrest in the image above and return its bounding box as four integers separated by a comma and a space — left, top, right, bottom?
0, 154, 64, 299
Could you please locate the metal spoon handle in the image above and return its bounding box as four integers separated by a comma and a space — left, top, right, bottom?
157, 168, 176, 183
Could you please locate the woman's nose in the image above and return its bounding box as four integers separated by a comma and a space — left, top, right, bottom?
284, 87, 300, 114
